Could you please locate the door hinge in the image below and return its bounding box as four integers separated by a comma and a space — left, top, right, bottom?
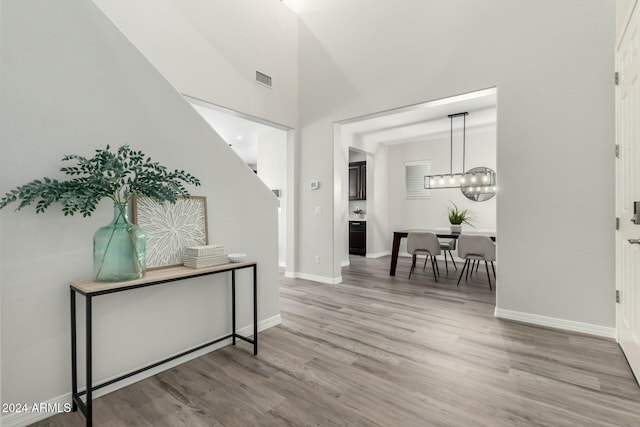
615, 71, 620, 85
616, 290, 620, 303
616, 144, 620, 158
616, 217, 620, 230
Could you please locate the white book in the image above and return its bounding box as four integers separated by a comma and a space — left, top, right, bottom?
183, 254, 228, 262
184, 245, 224, 257
183, 258, 228, 269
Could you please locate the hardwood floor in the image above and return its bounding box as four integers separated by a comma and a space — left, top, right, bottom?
34, 256, 640, 426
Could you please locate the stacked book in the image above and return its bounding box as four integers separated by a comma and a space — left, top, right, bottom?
183, 245, 227, 269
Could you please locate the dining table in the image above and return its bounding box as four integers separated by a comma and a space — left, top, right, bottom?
389, 229, 496, 276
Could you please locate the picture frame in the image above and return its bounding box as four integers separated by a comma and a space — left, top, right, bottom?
131, 195, 208, 269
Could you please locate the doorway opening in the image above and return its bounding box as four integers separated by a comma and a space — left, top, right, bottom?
185, 95, 295, 270
333, 87, 497, 290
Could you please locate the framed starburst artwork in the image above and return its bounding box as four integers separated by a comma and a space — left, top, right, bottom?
132, 195, 208, 269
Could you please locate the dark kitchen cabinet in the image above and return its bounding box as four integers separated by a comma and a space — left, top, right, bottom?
349, 161, 366, 200
349, 221, 366, 255
348, 166, 359, 199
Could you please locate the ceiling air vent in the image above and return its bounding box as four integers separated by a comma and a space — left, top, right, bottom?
256, 71, 272, 88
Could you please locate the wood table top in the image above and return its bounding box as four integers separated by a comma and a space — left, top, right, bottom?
395, 229, 496, 238
70, 260, 256, 295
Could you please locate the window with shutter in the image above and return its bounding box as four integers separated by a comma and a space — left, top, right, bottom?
405, 160, 431, 200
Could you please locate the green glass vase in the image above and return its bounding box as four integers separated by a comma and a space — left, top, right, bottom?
93, 202, 146, 282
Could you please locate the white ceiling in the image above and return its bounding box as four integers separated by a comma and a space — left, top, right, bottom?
340, 88, 497, 152
190, 102, 276, 166
189, 88, 496, 164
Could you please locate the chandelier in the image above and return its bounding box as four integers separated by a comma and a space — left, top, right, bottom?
424, 112, 496, 192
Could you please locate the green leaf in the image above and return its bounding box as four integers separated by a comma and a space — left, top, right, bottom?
0, 145, 201, 216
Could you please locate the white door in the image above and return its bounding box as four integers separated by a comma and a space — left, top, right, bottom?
617, 2, 640, 382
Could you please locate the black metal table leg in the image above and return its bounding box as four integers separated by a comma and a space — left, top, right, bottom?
231, 270, 236, 346
86, 296, 92, 427
253, 265, 258, 355
69, 261, 259, 426
70, 289, 77, 412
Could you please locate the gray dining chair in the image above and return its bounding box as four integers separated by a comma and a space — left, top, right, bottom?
424, 238, 457, 274
456, 234, 496, 290
439, 238, 458, 274
407, 232, 441, 281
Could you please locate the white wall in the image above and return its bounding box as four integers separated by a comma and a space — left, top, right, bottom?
95, 0, 300, 277
93, 0, 298, 129
298, 0, 615, 329
0, 0, 279, 423
617, 0, 637, 44
370, 145, 390, 257
333, 125, 349, 277
257, 128, 288, 265
387, 128, 497, 255
69, 0, 616, 333
349, 149, 366, 162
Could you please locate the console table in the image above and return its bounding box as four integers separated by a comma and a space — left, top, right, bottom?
70, 260, 257, 427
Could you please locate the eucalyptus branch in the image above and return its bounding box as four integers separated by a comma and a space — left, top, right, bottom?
0, 145, 201, 217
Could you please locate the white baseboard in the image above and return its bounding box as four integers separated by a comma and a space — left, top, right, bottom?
244, 313, 281, 333
284, 271, 342, 285
1, 314, 282, 427
341, 260, 350, 267
366, 251, 391, 258
494, 308, 616, 339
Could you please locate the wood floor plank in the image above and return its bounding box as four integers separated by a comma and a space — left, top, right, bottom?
32, 256, 640, 426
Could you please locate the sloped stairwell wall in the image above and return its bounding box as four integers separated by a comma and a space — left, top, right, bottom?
93, 0, 298, 129
0, 1, 280, 425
